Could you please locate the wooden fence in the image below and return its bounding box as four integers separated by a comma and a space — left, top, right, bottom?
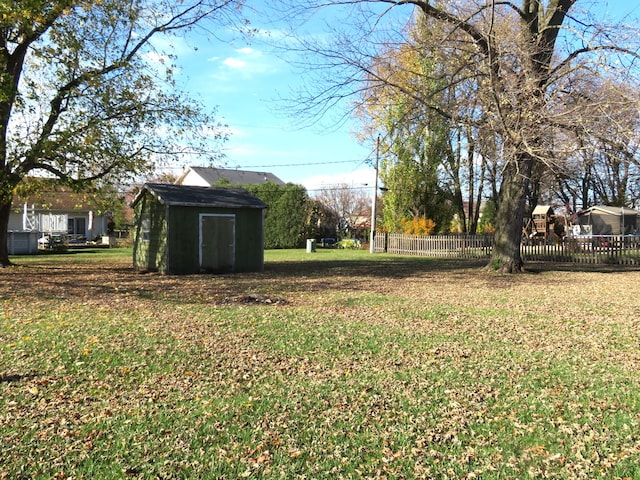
372, 233, 640, 265
372, 233, 493, 259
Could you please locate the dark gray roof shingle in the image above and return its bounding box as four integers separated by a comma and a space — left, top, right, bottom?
178, 166, 285, 186
134, 183, 267, 209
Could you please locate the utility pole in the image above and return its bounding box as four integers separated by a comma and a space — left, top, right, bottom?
369, 135, 380, 254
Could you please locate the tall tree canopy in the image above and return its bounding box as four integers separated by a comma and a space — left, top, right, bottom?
282, 0, 640, 272
244, 183, 312, 249
0, 0, 240, 265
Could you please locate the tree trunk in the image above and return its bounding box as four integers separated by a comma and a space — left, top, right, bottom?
0, 199, 13, 267
488, 154, 533, 273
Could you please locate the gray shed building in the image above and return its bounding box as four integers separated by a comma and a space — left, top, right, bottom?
576, 205, 638, 235
132, 183, 267, 274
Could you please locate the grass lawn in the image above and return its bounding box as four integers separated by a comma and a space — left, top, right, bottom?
2, 248, 639, 479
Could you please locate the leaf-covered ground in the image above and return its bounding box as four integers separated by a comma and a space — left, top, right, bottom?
1, 249, 639, 479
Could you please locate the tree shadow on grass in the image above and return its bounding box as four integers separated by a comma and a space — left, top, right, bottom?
4, 255, 640, 306
524, 261, 640, 274
0, 373, 38, 383
263, 257, 488, 279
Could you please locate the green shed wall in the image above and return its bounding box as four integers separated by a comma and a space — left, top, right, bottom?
133, 193, 168, 272
165, 205, 264, 274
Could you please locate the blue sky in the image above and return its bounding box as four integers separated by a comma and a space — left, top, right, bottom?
162, 1, 639, 194
181, 46, 375, 191
161, 3, 391, 194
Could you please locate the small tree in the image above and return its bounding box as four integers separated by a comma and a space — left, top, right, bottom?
314, 183, 371, 238
309, 199, 341, 240
478, 200, 497, 235
244, 183, 312, 249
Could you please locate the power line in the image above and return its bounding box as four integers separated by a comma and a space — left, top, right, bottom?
160, 159, 371, 171
307, 185, 372, 192
240, 159, 370, 168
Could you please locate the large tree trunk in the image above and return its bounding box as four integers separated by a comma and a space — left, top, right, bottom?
488, 154, 533, 273
0, 199, 13, 267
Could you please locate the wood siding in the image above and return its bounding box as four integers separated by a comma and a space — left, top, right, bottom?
132, 192, 168, 272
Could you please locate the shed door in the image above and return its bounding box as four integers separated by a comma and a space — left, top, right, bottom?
199, 214, 235, 273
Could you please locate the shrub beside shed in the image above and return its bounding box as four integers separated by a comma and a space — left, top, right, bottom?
132, 183, 267, 274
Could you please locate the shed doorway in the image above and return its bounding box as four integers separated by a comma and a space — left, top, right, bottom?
199, 214, 235, 273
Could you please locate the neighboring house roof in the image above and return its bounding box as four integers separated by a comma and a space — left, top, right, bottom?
578, 206, 638, 217
176, 166, 285, 187
134, 183, 268, 209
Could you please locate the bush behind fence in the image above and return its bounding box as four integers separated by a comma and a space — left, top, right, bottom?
372, 233, 640, 265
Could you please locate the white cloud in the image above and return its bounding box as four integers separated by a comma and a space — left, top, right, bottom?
142, 51, 170, 66
222, 57, 247, 69
209, 46, 282, 82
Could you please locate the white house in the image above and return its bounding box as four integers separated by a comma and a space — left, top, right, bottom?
9, 181, 115, 252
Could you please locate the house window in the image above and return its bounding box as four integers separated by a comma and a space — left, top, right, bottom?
68, 217, 86, 235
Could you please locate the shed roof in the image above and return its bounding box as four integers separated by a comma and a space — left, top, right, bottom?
578, 205, 638, 217
133, 183, 267, 209
176, 166, 285, 187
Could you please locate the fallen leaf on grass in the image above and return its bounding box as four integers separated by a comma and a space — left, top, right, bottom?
222, 294, 290, 306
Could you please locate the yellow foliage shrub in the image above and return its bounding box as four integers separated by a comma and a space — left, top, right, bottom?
400, 217, 436, 236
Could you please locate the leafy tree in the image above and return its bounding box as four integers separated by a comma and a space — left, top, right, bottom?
308, 198, 340, 240
244, 183, 312, 249
0, 0, 238, 266
281, 0, 640, 272
355, 20, 487, 234
477, 200, 497, 235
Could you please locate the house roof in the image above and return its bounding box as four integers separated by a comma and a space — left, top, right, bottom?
12, 178, 109, 213
134, 183, 267, 209
176, 166, 285, 186
578, 205, 639, 217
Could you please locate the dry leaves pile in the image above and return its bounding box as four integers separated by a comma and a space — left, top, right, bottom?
1, 252, 639, 479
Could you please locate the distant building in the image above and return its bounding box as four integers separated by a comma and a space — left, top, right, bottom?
176, 166, 285, 187
575, 205, 638, 235
10, 179, 114, 243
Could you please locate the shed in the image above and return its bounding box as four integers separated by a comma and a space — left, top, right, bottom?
132, 183, 267, 274
576, 205, 638, 235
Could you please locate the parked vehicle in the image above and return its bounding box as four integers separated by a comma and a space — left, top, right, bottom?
320, 238, 336, 247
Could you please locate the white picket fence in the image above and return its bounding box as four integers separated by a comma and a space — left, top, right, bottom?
372, 233, 640, 265
372, 234, 492, 259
